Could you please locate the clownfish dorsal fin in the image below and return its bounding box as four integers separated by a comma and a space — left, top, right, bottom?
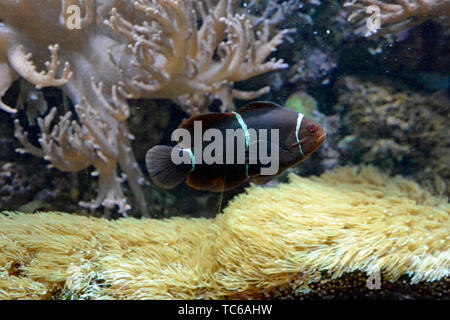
235, 101, 283, 115
178, 113, 233, 133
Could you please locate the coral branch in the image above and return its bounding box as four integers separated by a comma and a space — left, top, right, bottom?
13, 80, 138, 216
8, 45, 73, 89
345, 0, 450, 37
0, 62, 17, 113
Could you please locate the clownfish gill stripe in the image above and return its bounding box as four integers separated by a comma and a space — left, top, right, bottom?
184, 148, 195, 172
295, 113, 306, 158
232, 111, 250, 177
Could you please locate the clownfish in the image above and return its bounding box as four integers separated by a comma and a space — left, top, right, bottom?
145, 101, 325, 191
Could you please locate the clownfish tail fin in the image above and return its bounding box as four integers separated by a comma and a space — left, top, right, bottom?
145, 145, 191, 189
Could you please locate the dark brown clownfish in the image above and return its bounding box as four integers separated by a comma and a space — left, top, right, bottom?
145, 101, 325, 191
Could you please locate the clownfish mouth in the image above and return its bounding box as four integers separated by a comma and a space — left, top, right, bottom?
289, 133, 325, 150
298, 137, 308, 145
298, 133, 326, 145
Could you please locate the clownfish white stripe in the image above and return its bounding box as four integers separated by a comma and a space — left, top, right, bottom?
184, 148, 195, 172
232, 111, 250, 148
232, 111, 250, 177
295, 113, 306, 158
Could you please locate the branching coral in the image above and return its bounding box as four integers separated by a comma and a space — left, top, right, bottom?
0, 166, 448, 299
0, 0, 291, 215
344, 0, 450, 37
0, 0, 144, 215
106, 0, 291, 114
14, 80, 136, 213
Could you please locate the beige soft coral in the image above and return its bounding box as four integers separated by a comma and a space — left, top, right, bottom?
345, 0, 450, 37
0, 0, 291, 216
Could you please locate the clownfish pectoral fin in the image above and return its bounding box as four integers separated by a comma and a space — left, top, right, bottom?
289, 136, 308, 149
245, 149, 259, 164
145, 145, 191, 189
288, 141, 300, 149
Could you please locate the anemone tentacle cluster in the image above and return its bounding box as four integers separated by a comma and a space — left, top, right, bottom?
0, 166, 448, 299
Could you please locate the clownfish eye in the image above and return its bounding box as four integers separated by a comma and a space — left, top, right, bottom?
307, 123, 317, 132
